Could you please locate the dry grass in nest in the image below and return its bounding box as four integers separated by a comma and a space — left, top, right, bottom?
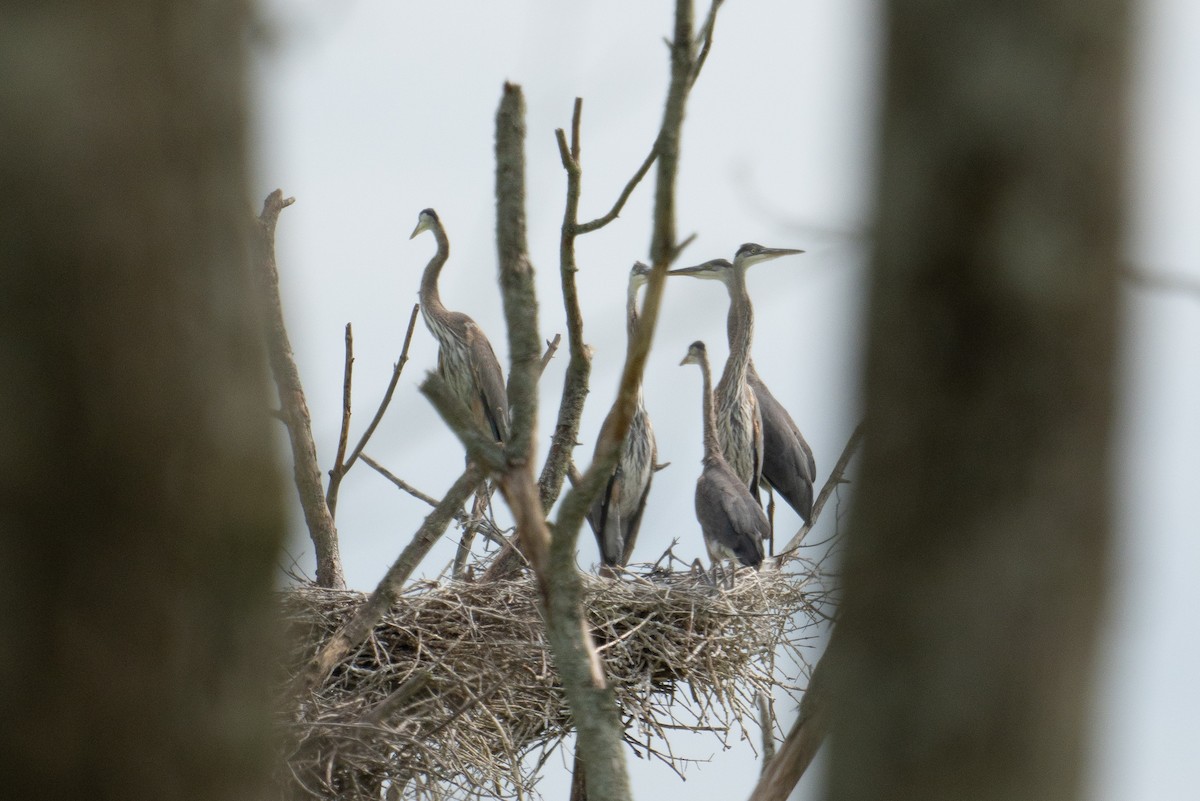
277, 561, 824, 801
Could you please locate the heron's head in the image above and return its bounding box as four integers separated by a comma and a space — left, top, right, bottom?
680, 340, 708, 367
409, 208, 440, 240
733, 242, 803, 269
668, 258, 733, 283
629, 261, 653, 290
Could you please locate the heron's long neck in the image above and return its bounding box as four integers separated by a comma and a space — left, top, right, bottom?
720, 268, 754, 391
419, 224, 451, 320
698, 356, 721, 461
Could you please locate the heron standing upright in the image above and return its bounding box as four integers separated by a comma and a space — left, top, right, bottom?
669, 244, 815, 536
681, 341, 767, 570
410, 208, 509, 444
410, 208, 508, 574
586, 262, 657, 573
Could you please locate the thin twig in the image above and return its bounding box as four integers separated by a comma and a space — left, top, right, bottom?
256, 189, 345, 589
574, 145, 660, 235
691, 0, 726, 87
360, 453, 511, 549
781, 423, 864, 553
324, 304, 421, 517
746, 626, 837, 801
327, 323, 354, 520
540, 333, 563, 374
537, 99, 595, 511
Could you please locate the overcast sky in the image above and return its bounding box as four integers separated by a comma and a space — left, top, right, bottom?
253, 2, 1199, 798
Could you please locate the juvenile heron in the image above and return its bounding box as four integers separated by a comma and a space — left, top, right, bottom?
681, 341, 767, 570
410, 208, 509, 444
586, 262, 657, 572
410, 208, 508, 576
669, 244, 815, 527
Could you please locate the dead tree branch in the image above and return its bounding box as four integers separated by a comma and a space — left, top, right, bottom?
325, 303, 421, 516
326, 323, 354, 520
745, 627, 837, 801
256, 189, 345, 590
361, 453, 511, 549
781, 422, 864, 553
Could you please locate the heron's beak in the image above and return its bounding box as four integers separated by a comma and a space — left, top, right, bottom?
742, 247, 804, 268
679, 354, 690, 366
667, 264, 709, 277
409, 219, 430, 240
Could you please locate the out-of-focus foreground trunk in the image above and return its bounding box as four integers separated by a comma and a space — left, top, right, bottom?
826, 3, 1128, 801
0, 5, 283, 801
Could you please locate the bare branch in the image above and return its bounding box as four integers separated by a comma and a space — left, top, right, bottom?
781, 422, 864, 553
556, 0, 700, 551
537, 99, 594, 510
345, 303, 421, 472
691, 0, 726, 87
745, 628, 836, 801
758, 691, 777, 770
256, 189, 345, 590
540, 333, 563, 374
292, 464, 483, 695
574, 145, 659, 234
326, 323, 354, 520
325, 302, 421, 520
361, 453, 511, 549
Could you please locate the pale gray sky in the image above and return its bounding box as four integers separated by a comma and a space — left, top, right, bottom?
252, 2, 1199, 798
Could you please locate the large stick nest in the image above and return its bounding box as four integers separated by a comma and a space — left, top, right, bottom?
278, 563, 823, 801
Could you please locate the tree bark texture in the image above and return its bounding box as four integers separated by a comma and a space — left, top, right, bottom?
0, 5, 283, 801
824, 4, 1128, 801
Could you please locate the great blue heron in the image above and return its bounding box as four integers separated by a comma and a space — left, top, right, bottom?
586, 262, 657, 572
669, 244, 815, 527
410, 208, 508, 576
410, 208, 509, 444
681, 341, 767, 570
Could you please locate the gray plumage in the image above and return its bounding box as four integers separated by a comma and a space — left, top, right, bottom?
681, 341, 767, 569
749, 364, 815, 521
670, 243, 814, 521
410, 208, 509, 444
670, 257, 763, 496
587, 262, 657, 569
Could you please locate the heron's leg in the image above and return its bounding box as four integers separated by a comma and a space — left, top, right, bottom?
453, 482, 488, 578
766, 486, 776, 556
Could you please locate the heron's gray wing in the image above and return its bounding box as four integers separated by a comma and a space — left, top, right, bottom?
696, 464, 768, 567
584, 411, 619, 565
618, 432, 656, 566
748, 369, 815, 521
588, 470, 624, 567
464, 321, 510, 444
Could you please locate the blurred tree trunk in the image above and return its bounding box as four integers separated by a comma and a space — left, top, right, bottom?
0, 4, 282, 801
825, 3, 1128, 801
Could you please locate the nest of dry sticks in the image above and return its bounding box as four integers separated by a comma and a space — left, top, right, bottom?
278, 560, 823, 801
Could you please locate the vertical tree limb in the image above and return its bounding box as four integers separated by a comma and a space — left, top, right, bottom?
326, 323, 354, 520
824, 2, 1128, 800
256, 190, 346, 589
0, 3, 283, 798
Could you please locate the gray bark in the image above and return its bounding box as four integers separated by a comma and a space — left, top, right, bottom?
823, 3, 1128, 801
0, 4, 283, 801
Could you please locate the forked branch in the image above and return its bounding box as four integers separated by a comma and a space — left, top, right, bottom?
255, 189, 345, 590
